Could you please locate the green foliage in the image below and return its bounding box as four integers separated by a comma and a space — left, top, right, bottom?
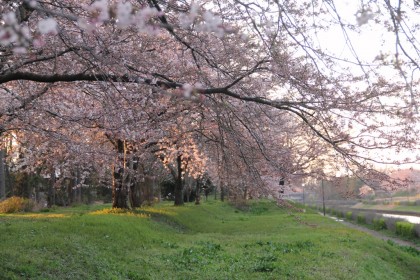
252, 253, 277, 272
373, 218, 387, 230
357, 214, 366, 224
168, 241, 222, 269
0, 196, 35, 213
346, 211, 353, 220
395, 222, 415, 238
386, 240, 420, 257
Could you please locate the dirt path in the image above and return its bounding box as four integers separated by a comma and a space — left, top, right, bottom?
322, 213, 420, 251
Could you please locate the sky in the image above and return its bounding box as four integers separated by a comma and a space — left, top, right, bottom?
313, 0, 420, 170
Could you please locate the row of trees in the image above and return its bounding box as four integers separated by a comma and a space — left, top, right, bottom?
1, 1, 418, 208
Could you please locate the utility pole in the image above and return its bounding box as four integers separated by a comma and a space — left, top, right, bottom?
0, 149, 6, 199
302, 184, 305, 205
321, 179, 326, 216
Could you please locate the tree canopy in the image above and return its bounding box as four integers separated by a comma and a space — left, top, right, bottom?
1, 0, 419, 207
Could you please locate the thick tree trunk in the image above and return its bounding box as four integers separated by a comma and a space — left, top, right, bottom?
112, 140, 129, 209
174, 155, 184, 206
220, 185, 225, 202
0, 150, 6, 199
112, 165, 129, 209
145, 176, 155, 205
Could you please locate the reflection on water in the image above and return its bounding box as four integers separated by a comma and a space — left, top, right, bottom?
382, 214, 420, 224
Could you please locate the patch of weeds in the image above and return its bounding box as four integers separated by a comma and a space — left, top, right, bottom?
250, 240, 314, 254
320, 251, 336, 258
250, 204, 269, 215
252, 254, 277, 272
155, 239, 179, 249
126, 270, 148, 280
338, 235, 356, 244
373, 218, 387, 230
166, 241, 223, 270
387, 240, 420, 257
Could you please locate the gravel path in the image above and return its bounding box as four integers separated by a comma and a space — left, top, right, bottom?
322, 213, 420, 251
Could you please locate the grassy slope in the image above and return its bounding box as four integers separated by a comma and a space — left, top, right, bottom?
0, 200, 419, 280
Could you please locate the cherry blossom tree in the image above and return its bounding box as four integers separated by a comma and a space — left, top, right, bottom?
1, 0, 419, 207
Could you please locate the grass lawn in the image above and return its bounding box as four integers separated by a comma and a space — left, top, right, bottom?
0, 199, 419, 279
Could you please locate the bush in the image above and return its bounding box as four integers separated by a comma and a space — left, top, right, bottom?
346, 211, 352, 220
357, 214, 366, 224
0, 196, 35, 213
396, 222, 415, 238
373, 218, 387, 230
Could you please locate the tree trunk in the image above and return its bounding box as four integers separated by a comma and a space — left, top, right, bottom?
76, 169, 82, 203
243, 186, 248, 200
195, 179, 201, 205
47, 171, 56, 207
221, 185, 226, 202
0, 150, 6, 199
35, 182, 40, 203
112, 140, 129, 209
112, 165, 129, 209
174, 155, 184, 206
67, 178, 73, 206
130, 181, 141, 208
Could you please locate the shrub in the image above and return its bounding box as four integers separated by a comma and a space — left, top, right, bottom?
395, 222, 415, 238
0, 196, 35, 213
346, 211, 352, 220
373, 218, 387, 230
357, 214, 366, 224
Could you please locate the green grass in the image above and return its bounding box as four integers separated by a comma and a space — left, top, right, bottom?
0, 199, 419, 279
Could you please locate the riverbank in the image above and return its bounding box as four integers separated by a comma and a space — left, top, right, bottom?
324, 213, 420, 251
